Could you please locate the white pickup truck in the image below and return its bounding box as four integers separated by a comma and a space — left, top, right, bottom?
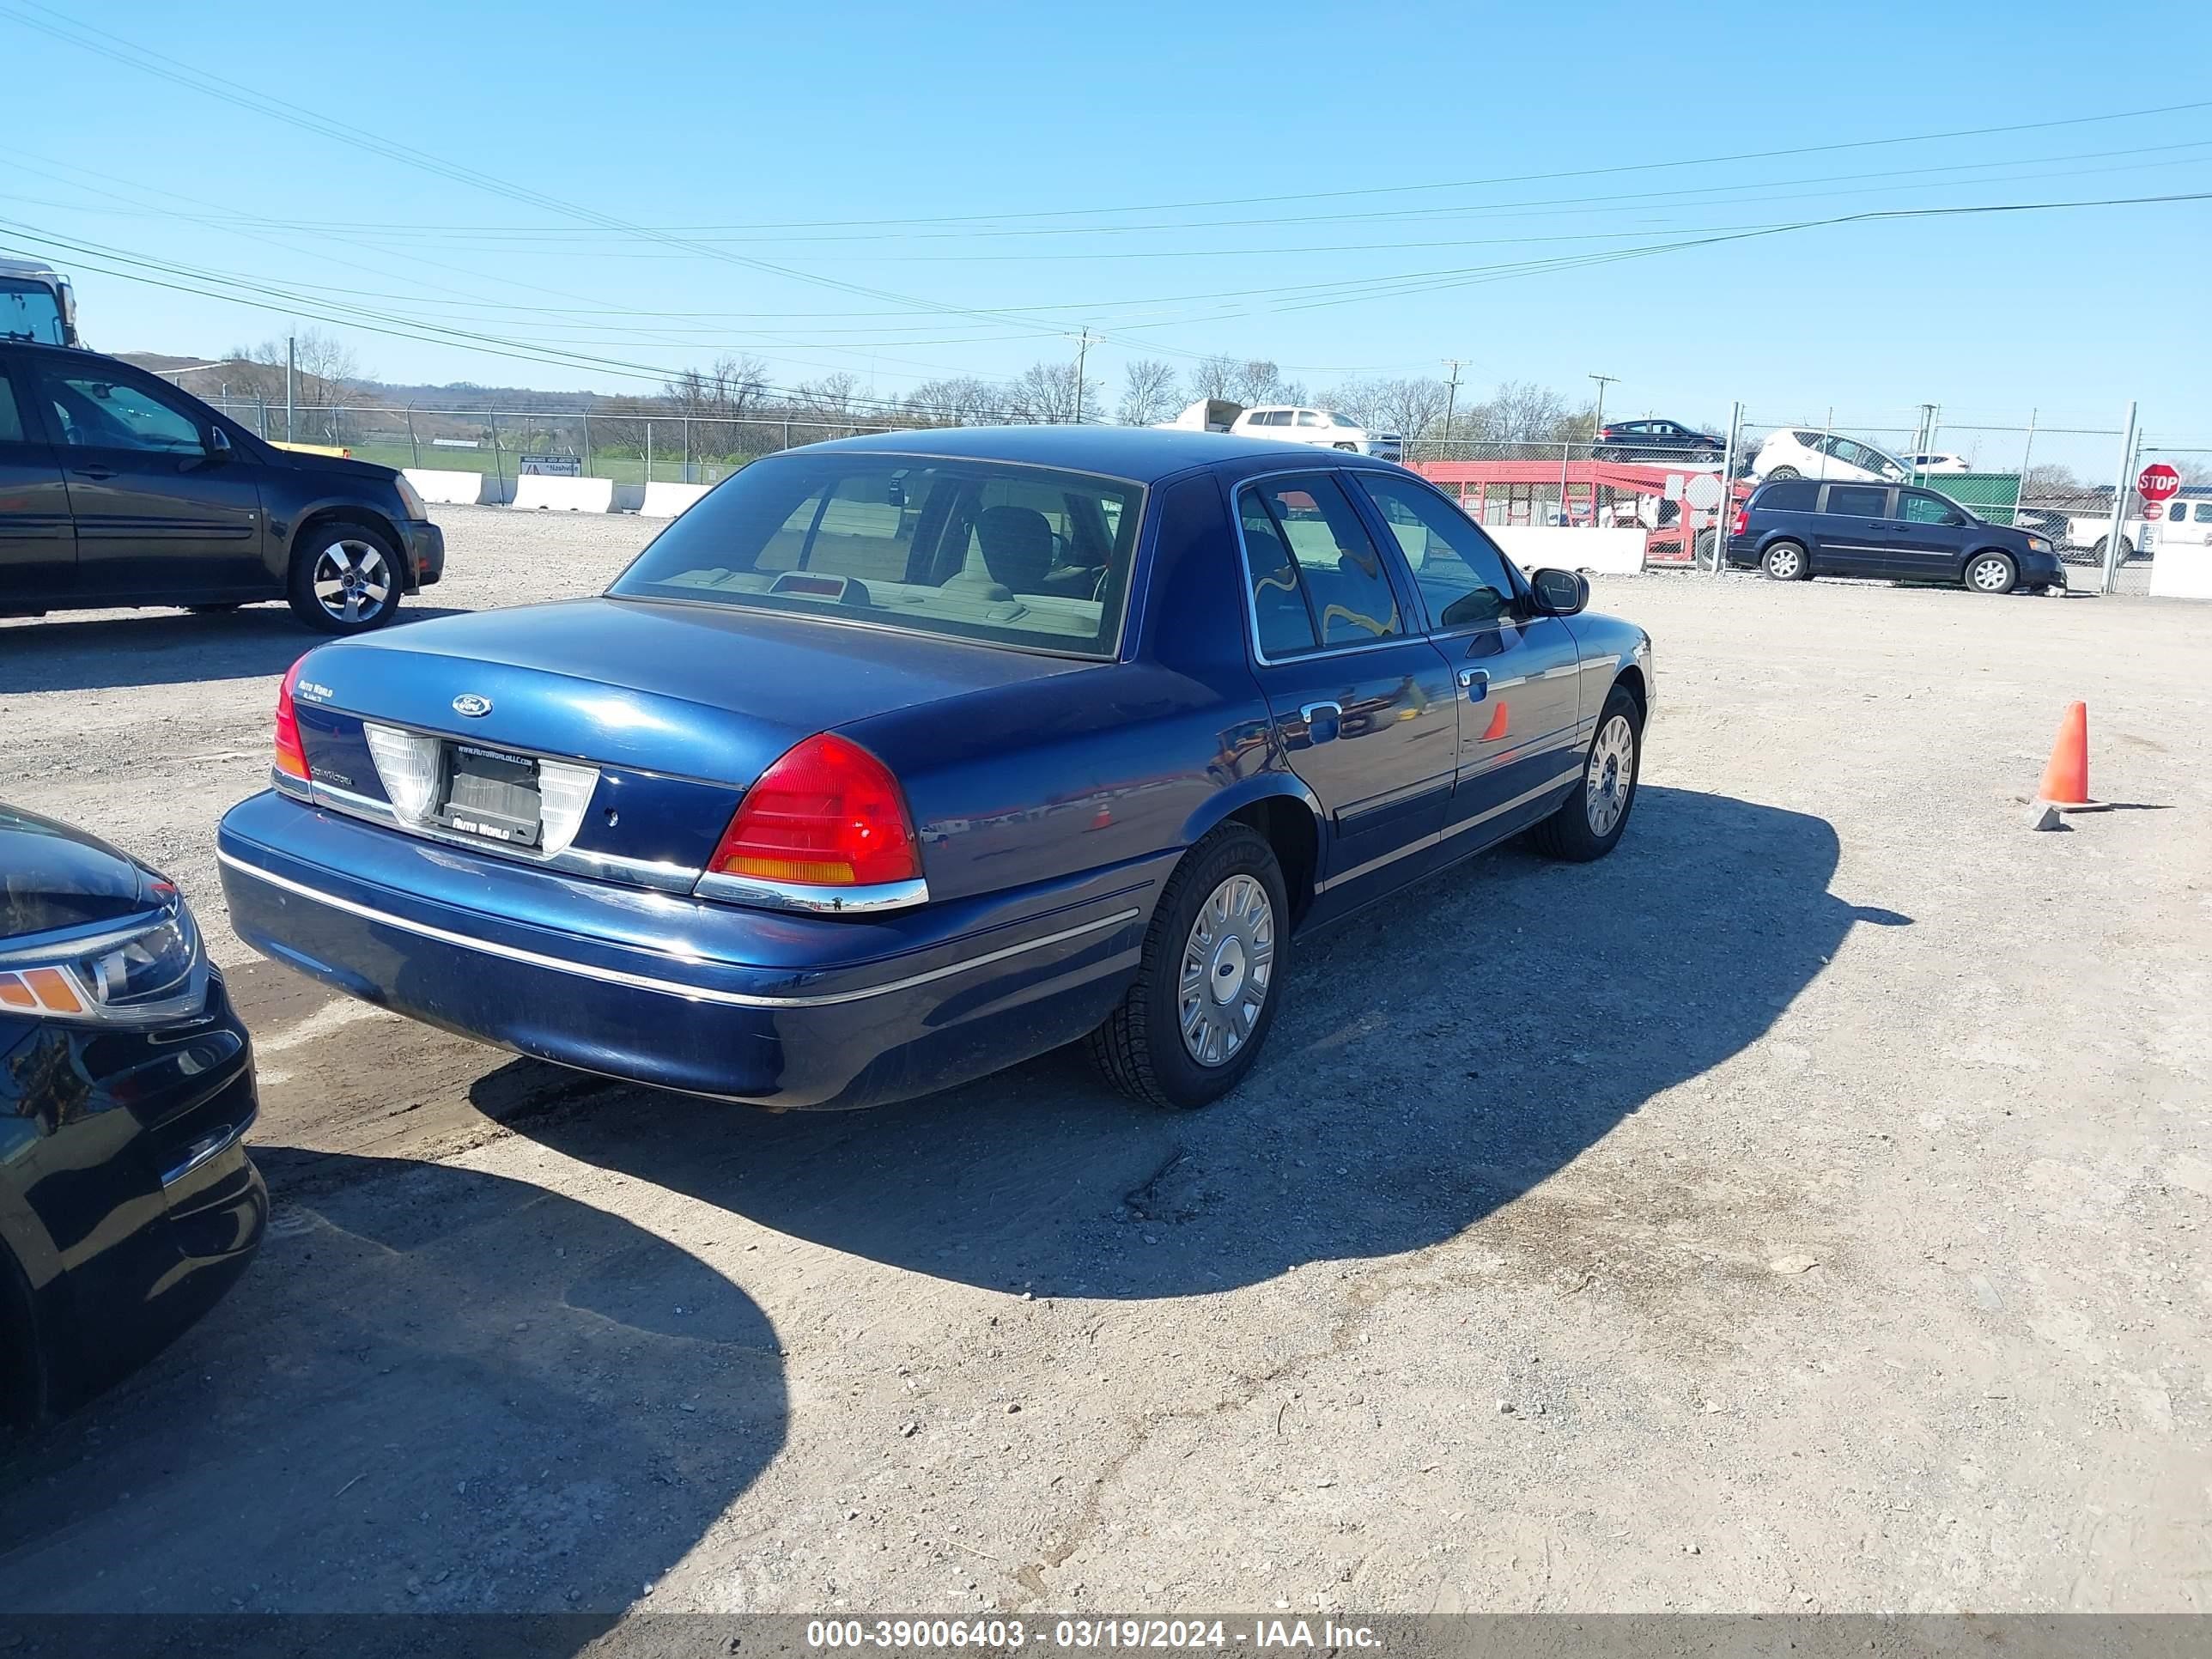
1158, 398, 1402, 460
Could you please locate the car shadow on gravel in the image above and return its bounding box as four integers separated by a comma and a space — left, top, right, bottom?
504, 785, 1909, 1300
0, 1150, 785, 1620
0, 605, 472, 695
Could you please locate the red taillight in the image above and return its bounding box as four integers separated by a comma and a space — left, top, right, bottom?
273, 657, 309, 781
1730, 506, 1748, 537
708, 733, 921, 888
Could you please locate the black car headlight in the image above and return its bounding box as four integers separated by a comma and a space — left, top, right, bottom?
0, 897, 209, 1026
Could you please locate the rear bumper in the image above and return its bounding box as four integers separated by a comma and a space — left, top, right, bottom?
400, 520, 445, 588
216, 790, 1154, 1109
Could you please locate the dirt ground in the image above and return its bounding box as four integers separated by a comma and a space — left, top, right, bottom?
1, 507, 2207, 1620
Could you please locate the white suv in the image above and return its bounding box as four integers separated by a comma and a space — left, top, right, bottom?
1230, 405, 1401, 460
1753, 428, 1909, 483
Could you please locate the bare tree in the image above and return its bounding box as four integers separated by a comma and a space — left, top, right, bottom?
1116, 359, 1181, 426
664, 353, 769, 420
1006, 360, 1097, 424
1188, 354, 1239, 403
902, 376, 1010, 426
793, 372, 864, 431
2021, 462, 2081, 501
1322, 377, 1451, 441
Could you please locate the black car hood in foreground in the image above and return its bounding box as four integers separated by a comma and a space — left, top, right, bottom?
0, 805, 155, 939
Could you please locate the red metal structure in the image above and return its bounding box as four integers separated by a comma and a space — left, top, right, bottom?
1413, 459, 1747, 566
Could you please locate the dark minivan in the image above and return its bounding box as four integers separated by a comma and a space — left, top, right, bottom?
0, 340, 443, 633
1725, 477, 2066, 595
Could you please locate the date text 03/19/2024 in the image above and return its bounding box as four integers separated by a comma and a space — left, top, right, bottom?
804, 1620, 1382, 1651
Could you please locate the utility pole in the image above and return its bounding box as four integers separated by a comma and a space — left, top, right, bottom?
1588, 373, 1620, 441
284, 333, 296, 444
1071, 328, 1097, 424
1441, 358, 1467, 441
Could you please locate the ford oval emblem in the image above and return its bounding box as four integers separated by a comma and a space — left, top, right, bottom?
452, 694, 493, 718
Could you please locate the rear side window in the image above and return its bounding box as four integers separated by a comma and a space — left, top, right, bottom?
1826, 485, 1889, 517
1237, 488, 1320, 657
0, 371, 23, 444
1236, 475, 1402, 652
1759, 480, 1817, 512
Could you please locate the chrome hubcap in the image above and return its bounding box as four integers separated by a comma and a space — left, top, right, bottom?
1179, 873, 1274, 1067
1771, 547, 1801, 577
1585, 714, 1635, 836
1971, 558, 2008, 591
313, 539, 393, 623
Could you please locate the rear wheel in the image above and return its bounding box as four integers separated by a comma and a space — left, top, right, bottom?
1763, 540, 1809, 580
1966, 551, 2017, 594
287, 520, 404, 635
1332, 442, 1358, 453
1766, 465, 1801, 480
1089, 823, 1287, 1110
1530, 684, 1643, 862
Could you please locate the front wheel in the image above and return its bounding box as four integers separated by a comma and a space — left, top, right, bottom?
1965, 551, 2017, 594
1766, 465, 1801, 480
1530, 685, 1644, 862
287, 520, 404, 635
1089, 823, 1287, 1110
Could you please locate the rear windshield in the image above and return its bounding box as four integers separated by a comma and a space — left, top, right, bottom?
610, 453, 1146, 656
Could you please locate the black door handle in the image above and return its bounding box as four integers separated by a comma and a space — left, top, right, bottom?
70, 465, 115, 482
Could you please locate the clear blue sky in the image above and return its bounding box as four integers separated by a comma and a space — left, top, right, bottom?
4, 0, 2209, 472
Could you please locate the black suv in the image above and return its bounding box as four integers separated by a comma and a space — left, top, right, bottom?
1725, 477, 2066, 595
0, 340, 443, 633
2, 805, 264, 1422
1593, 418, 1724, 461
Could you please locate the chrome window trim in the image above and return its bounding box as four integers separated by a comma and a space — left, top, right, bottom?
694, 871, 930, 915
1231, 465, 1418, 669
217, 851, 1136, 1010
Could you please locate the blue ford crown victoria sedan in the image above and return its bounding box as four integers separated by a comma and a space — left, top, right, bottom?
218, 428, 1653, 1110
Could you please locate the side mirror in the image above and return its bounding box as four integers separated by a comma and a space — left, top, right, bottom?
204, 425, 234, 464
1528, 567, 1589, 617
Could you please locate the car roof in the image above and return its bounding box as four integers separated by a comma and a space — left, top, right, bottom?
793, 422, 1324, 483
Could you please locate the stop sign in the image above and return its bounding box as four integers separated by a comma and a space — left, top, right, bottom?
2139, 462, 2182, 501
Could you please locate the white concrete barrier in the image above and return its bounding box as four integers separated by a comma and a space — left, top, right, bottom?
641, 481, 713, 519
2148, 542, 2212, 599
511, 474, 617, 513
404, 468, 493, 507
1488, 526, 1650, 576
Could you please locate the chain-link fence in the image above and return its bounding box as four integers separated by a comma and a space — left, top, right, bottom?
208, 396, 2203, 597
205, 399, 907, 488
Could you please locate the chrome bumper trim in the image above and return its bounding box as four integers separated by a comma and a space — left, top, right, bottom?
218, 850, 1138, 1010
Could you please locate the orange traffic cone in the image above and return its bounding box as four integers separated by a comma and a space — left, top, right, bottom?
2036, 701, 2093, 809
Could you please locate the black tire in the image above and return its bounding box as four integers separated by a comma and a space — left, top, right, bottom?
1332, 442, 1358, 453
286, 520, 404, 635
1766, 465, 1801, 480
2089, 534, 2136, 562
1762, 540, 1810, 581
1964, 550, 2016, 595
1530, 684, 1644, 862
1088, 822, 1288, 1110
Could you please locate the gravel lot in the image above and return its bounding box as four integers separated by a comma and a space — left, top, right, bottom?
1, 506, 2208, 1620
